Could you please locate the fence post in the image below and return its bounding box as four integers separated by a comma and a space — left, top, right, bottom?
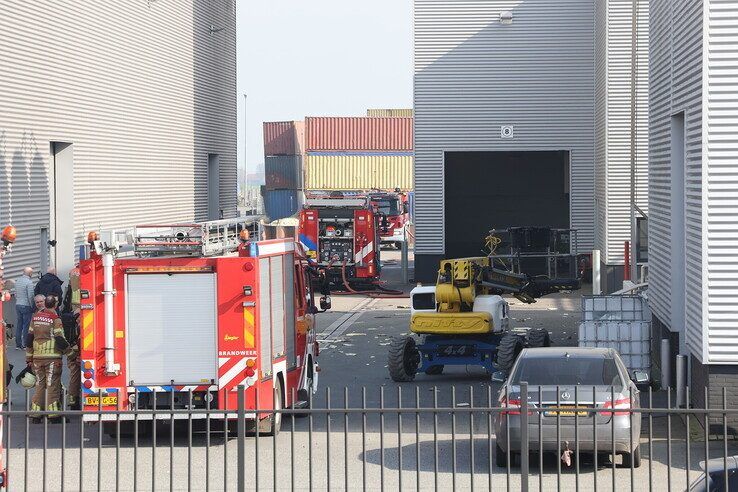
520, 381, 529, 492
401, 232, 409, 284
237, 385, 245, 492
592, 250, 601, 295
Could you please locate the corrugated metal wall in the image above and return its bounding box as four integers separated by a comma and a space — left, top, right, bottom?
594, 0, 609, 263
704, 0, 738, 363
594, 0, 649, 265
263, 121, 305, 156
305, 117, 413, 151
264, 189, 304, 221
414, 0, 596, 256
0, 0, 237, 278
304, 153, 413, 190
265, 155, 303, 190
648, 0, 703, 359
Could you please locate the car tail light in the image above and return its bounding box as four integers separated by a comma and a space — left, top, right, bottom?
500, 397, 533, 416
602, 398, 632, 417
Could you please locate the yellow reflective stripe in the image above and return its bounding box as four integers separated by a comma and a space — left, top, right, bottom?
243, 307, 255, 348
82, 311, 94, 350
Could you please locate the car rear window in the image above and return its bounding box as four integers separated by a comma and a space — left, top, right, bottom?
510, 354, 624, 386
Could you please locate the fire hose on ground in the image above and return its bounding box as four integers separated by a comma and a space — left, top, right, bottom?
329, 261, 408, 298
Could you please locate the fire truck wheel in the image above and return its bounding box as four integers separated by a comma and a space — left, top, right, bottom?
259, 385, 283, 436
102, 421, 145, 439
526, 328, 551, 348
388, 336, 419, 382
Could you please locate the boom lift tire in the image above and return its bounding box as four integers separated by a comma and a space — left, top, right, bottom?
388, 336, 420, 382
526, 328, 551, 348
495, 333, 524, 371
424, 365, 444, 375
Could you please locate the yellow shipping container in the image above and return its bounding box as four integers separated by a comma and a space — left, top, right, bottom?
366, 109, 414, 118
305, 153, 413, 191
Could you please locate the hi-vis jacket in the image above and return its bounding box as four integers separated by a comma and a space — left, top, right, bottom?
26, 310, 66, 361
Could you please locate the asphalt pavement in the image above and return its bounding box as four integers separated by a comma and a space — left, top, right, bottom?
3, 249, 735, 490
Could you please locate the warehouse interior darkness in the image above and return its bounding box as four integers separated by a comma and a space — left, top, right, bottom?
444, 151, 571, 260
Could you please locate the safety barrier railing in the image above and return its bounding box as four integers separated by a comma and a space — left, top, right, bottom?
2, 382, 735, 491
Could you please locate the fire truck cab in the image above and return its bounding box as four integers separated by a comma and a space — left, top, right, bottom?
368, 191, 409, 249
78, 218, 328, 435
298, 195, 381, 289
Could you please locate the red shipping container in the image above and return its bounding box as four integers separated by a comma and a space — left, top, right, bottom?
305, 117, 413, 151
263, 121, 305, 156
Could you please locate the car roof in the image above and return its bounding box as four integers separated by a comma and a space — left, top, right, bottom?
520, 347, 615, 358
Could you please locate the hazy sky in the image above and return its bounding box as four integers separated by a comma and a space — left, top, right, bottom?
237, 1, 413, 175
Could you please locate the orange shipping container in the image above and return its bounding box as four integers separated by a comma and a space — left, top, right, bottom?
305, 117, 413, 151
263, 121, 305, 156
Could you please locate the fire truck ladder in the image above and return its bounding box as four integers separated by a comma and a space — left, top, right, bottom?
132, 216, 261, 257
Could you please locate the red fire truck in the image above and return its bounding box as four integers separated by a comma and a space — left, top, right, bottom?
368, 191, 409, 249
298, 195, 381, 289
78, 218, 329, 435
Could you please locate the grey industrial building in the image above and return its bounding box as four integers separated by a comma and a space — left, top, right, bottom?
413, 0, 648, 288
0, 1, 237, 280
649, 0, 738, 415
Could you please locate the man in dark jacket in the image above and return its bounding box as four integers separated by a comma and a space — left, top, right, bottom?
34, 267, 64, 303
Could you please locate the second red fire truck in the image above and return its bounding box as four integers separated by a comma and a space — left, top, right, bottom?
298, 195, 382, 289
368, 191, 409, 249
78, 218, 330, 435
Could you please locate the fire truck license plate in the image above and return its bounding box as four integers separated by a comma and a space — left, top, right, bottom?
85, 396, 118, 406
437, 345, 475, 357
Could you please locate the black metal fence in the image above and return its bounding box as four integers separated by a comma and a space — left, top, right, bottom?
3, 383, 737, 491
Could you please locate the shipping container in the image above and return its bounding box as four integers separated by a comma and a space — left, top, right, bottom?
263, 121, 305, 156
265, 155, 303, 190
263, 189, 303, 221
304, 152, 413, 191
305, 117, 413, 151
366, 109, 414, 118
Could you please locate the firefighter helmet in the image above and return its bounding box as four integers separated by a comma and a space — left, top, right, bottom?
19, 369, 37, 389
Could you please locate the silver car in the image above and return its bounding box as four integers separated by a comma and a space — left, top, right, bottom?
494, 347, 646, 468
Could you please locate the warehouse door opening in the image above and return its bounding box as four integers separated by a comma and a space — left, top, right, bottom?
444, 151, 570, 259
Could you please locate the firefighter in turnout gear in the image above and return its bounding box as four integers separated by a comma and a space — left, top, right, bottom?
61, 269, 81, 410
26, 295, 69, 421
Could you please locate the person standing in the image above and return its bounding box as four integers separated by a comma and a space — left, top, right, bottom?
34, 267, 63, 304
14, 267, 35, 350
33, 294, 45, 312
61, 269, 81, 410
26, 295, 69, 421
